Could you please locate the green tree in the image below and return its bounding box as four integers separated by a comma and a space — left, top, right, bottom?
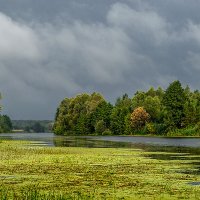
90, 101, 113, 132
0, 115, 13, 133
95, 120, 106, 135
75, 114, 90, 135
132, 91, 146, 109
162, 80, 186, 128
32, 122, 45, 133
143, 96, 163, 122
133, 88, 163, 123
110, 94, 132, 135
183, 88, 200, 126
53, 93, 105, 135
24, 126, 31, 132
124, 113, 132, 135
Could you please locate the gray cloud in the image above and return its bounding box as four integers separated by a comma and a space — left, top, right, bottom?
1, 1, 200, 119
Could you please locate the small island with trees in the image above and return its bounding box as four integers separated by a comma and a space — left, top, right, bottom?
53, 80, 200, 136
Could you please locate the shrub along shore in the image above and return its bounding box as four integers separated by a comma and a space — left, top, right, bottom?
53, 80, 200, 136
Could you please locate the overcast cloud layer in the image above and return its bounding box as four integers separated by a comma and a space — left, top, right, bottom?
1, 0, 200, 120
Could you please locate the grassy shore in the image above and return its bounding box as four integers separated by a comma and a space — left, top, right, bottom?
0, 140, 200, 199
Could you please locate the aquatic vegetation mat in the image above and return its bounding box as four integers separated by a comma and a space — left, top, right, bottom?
0, 140, 199, 199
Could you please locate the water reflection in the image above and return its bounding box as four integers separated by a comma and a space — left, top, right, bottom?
1, 133, 200, 148
53, 137, 135, 148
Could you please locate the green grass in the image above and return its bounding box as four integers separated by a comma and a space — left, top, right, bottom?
0, 140, 200, 199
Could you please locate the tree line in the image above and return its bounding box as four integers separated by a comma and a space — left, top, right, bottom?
53, 80, 200, 136
12, 120, 53, 133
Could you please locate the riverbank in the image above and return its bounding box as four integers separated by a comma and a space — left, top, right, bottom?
0, 140, 200, 199
2, 131, 200, 138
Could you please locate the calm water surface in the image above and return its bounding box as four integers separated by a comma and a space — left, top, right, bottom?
0, 133, 200, 154
0, 133, 200, 149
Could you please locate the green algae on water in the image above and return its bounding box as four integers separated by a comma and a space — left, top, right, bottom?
0, 140, 200, 199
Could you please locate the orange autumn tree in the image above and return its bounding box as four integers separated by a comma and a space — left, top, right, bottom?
131, 107, 150, 130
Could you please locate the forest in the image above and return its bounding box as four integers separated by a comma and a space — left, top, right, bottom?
12, 120, 53, 133
53, 80, 200, 136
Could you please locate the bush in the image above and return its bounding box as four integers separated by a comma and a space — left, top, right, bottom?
102, 129, 112, 136
146, 123, 156, 135
95, 120, 106, 135
194, 121, 200, 131
154, 123, 167, 135
53, 125, 65, 135
167, 126, 198, 136
133, 127, 147, 135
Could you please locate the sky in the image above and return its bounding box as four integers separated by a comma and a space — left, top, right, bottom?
1, 0, 200, 120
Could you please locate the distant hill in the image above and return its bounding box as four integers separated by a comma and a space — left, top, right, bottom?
12, 120, 53, 133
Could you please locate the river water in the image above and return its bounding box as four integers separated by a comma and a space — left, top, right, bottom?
0, 133, 200, 148
0, 133, 200, 153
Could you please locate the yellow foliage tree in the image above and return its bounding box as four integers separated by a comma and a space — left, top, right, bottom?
131, 107, 150, 130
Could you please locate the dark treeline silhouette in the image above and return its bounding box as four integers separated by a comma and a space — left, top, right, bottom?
0, 115, 12, 133
53, 81, 200, 136
12, 120, 53, 133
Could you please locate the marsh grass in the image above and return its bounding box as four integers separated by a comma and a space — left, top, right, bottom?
0, 140, 200, 199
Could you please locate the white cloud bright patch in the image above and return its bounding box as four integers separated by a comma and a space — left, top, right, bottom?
0, 13, 39, 60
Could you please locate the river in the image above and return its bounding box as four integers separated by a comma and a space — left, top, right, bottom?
0, 133, 200, 147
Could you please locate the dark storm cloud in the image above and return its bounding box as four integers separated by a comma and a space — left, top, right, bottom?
0, 0, 200, 119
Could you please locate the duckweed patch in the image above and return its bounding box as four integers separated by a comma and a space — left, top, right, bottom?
0, 140, 200, 199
